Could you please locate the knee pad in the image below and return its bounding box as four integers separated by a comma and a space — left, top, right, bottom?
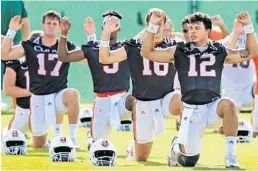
178, 153, 200, 167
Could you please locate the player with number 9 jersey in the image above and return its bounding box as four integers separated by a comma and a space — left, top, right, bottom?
57, 11, 135, 148
81, 41, 130, 94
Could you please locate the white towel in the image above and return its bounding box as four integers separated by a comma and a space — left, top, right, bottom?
178, 106, 195, 146
110, 94, 124, 130
44, 94, 56, 126
152, 102, 165, 135
237, 34, 246, 50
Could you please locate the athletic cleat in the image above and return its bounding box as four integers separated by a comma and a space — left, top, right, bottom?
168, 136, 179, 166
225, 154, 240, 169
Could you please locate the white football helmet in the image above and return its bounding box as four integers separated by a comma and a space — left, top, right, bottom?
49, 136, 76, 162
117, 120, 132, 131
89, 138, 117, 166
1, 129, 27, 155
78, 107, 93, 128
237, 119, 253, 143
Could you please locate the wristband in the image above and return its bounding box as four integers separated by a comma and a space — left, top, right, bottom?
60, 34, 67, 39
87, 33, 97, 42
99, 40, 110, 47
244, 23, 254, 34
147, 23, 159, 33
6, 29, 16, 39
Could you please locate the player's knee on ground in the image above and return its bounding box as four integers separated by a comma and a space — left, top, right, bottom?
135, 155, 148, 161
125, 94, 135, 111
178, 153, 200, 167
134, 141, 153, 162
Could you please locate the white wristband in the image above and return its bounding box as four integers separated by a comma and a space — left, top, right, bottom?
147, 23, 159, 33
244, 23, 254, 34
99, 40, 110, 47
87, 33, 97, 42
60, 34, 67, 39
6, 29, 16, 39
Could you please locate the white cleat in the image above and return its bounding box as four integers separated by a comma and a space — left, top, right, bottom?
225, 154, 240, 169
125, 141, 135, 161
168, 136, 179, 167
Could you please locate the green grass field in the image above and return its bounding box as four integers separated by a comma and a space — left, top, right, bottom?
1, 111, 258, 170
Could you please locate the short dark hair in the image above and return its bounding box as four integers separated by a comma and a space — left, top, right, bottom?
102, 10, 122, 19
42, 10, 61, 24
181, 16, 189, 26
188, 12, 212, 30
145, 8, 167, 25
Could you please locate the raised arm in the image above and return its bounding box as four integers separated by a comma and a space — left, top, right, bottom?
225, 12, 258, 63
58, 17, 84, 62
211, 15, 229, 38
99, 17, 127, 64
1, 16, 25, 61
84, 17, 97, 42
140, 11, 175, 63
21, 18, 30, 41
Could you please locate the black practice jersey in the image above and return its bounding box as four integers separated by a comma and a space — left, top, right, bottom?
81, 41, 130, 93
5, 59, 30, 108
21, 37, 76, 95
124, 38, 176, 101
174, 41, 227, 104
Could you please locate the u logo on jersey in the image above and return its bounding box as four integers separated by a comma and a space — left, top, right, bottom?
34, 45, 57, 53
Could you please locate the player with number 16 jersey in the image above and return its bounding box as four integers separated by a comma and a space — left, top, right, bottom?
99, 8, 182, 161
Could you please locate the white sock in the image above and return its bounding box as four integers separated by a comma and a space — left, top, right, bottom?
69, 124, 77, 139
53, 124, 62, 137
225, 136, 237, 156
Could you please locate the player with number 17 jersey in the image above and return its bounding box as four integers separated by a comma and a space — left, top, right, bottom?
22, 37, 75, 95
